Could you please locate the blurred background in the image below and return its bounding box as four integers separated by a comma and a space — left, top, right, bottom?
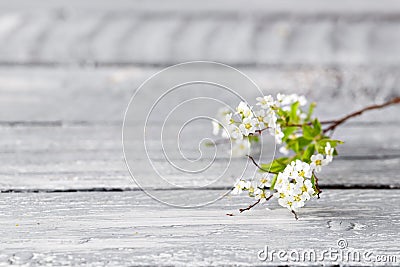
1, 0, 400, 121
1, 0, 399, 190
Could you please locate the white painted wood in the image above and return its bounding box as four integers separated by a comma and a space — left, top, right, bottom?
0, 123, 399, 191
2, 0, 400, 65
0, 190, 399, 266
0, 67, 398, 122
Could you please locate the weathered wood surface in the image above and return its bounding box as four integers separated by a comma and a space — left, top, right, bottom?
1, 0, 400, 265
0, 190, 399, 266
2, 0, 400, 65
0, 67, 399, 122
0, 123, 399, 191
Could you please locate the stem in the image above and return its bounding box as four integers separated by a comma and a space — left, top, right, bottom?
291, 210, 298, 220
239, 199, 260, 213
247, 155, 278, 174
313, 172, 322, 199
239, 195, 273, 213
323, 96, 400, 133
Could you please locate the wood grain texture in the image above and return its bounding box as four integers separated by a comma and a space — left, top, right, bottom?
0, 123, 399, 191
2, 0, 400, 65
0, 190, 399, 266
0, 66, 399, 122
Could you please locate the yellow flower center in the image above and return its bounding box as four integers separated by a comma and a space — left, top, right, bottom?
245, 123, 252, 129
298, 170, 305, 177
294, 195, 301, 202
280, 193, 285, 198
316, 159, 321, 165
257, 116, 263, 122
301, 185, 307, 192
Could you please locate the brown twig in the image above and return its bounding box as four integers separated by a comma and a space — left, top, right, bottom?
291, 210, 298, 220
247, 155, 278, 174
239, 195, 273, 213
313, 172, 322, 199
323, 96, 400, 134
239, 199, 260, 213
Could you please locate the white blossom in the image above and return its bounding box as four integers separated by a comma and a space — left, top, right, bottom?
279, 146, 290, 155
231, 138, 251, 157
325, 142, 334, 162
256, 95, 275, 109
239, 117, 258, 136
293, 160, 312, 179
257, 173, 272, 188
228, 124, 243, 140
310, 153, 328, 172
236, 101, 253, 118
232, 179, 251, 195
254, 188, 271, 203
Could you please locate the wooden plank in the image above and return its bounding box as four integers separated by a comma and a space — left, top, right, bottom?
0, 123, 399, 191
0, 190, 399, 265
1, 0, 400, 65
0, 67, 399, 122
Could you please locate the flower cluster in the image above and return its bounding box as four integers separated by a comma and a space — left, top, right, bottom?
214, 94, 344, 219
232, 142, 334, 215
212, 94, 309, 156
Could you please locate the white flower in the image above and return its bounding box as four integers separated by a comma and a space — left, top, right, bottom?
236, 101, 253, 118
224, 113, 234, 125
276, 93, 307, 107
310, 153, 328, 172
239, 117, 258, 136
274, 125, 285, 144
256, 95, 275, 109
274, 171, 289, 192
301, 179, 315, 197
232, 179, 251, 195
298, 95, 307, 106
278, 194, 295, 211
228, 124, 243, 140
293, 160, 312, 179
257, 173, 272, 188
325, 142, 334, 162
211, 121, 220, 136
279, 146, 289, 155
254, 188, 271, 203
231, 138, 251, 157
247, 180, 258, 196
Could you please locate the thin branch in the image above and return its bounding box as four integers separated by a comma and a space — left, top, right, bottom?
313, 172, 322, 199
247, 155, 278, 174
284, 121, 333, 127
239, 195, 273, 213
323, 96, 400, 133
253, 127, 270, 134
291, 210, 298, 220
239, 199, 260, 213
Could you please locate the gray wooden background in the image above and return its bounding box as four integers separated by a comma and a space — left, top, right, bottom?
0, 0, 399, 265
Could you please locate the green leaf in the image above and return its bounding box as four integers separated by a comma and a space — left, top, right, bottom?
289, 101, 300, 123
297, 136, 312, 149
248, 135, 259, 143
270, 174, 278, 190
302, 144, 315, 162
316, 139, 344, 153
302, 124, 315, 140
306, 102, 316, 121
313, 119, 322, 135
282, 126, 297, 141
260, 157, 290, 173
287, 138, 300, 153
